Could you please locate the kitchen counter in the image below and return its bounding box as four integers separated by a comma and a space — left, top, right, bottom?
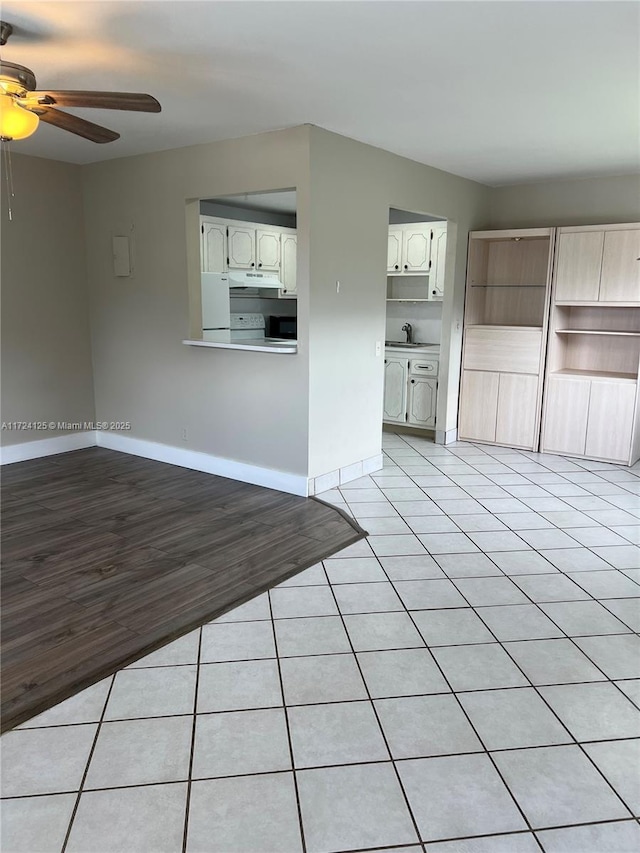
182, 339, 297, 354
385, 343, 440, 355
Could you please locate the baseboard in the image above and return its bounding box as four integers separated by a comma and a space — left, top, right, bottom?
436, 428, 458, 445
96, 431, 310, 496
308, 453, 383, 496
0, 431, 97, 465
0, 430, 378, 498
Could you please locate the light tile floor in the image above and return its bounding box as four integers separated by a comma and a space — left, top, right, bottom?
2, 434, 640, 853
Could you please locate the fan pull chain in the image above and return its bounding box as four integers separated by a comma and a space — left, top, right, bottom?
2, 139, 15, 220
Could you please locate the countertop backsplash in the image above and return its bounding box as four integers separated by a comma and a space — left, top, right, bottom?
385, 300, 442, 346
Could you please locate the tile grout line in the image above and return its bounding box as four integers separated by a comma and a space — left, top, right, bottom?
267, 587, 308, 853
180, 625, 203, 853
318, 559, 438, 851
59, 673, 117, 853
347, 499, 545, 850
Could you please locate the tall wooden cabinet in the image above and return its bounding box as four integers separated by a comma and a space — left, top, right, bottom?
458, 228, 555, 450
540, 223, 640, 465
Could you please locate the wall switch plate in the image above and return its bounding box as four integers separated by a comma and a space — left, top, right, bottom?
181, 428, 188, 442
375, 341, 382, 356
336, 280, 340, 293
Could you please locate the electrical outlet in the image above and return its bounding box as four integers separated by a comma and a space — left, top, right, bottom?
181, 428, 188, 442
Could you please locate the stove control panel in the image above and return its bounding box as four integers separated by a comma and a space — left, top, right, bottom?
229, 313, 265, 331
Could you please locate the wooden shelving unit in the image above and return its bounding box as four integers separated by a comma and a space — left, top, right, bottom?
458, 228, 555, 450
541, 223, 640, 465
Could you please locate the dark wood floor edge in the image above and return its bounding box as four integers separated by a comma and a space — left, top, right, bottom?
310, 495, 369, 539
1, 514, 365, 734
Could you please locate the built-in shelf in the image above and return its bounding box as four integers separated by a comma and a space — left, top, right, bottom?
556, 329, 640, 337
470, 283, 547, 288
467, 324, 543, 331
552, 368, 638, 383
556, 301, 640, 307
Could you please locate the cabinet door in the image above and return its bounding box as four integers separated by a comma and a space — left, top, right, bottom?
383, 357, 409, 423
401, 227, 431, 273
407, 377, 437, 428
554, 232, 604, 302
599, 230, 640, 303
458, 370, 499, 442
585, 380, 636, 462
256, 229, 281, 271
495, 373, 538, 449
429, 224, 447, 300
280, 233, 297, 296
201, 219, 227, 273
387, 227, 403, 273
228, 225, 256, 269
542, 376, 590, 455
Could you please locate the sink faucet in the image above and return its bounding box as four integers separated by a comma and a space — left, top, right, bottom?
402, 322, 413, 344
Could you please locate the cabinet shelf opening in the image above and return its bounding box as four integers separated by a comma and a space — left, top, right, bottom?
556, 329, 640, 337
551, 368, 638, 383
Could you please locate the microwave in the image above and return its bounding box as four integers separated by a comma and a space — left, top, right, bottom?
268, 315, 297, 340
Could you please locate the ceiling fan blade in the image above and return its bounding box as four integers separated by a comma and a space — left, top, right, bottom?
36, 106, 119, 143
34, 91, 161, 112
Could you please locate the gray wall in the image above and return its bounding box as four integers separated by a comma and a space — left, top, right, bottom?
1, 153, 95, 446
81, 126, 311, 476
306, 128, 490, 475
489, 174, 640, 228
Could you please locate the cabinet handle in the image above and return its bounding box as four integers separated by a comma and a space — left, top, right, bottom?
258, 263, 262, 268
432, 290, 437, 295
395, 265, 399, 270
404, 264, 408, 270
251, 263, 255, 267
411, 379, 415, 384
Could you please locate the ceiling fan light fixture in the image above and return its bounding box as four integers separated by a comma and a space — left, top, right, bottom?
0, 94, 39, 140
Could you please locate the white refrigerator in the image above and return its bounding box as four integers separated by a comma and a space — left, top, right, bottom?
201, 273, 231, 342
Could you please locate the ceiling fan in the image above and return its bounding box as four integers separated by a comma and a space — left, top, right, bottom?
0, 20, 161, 143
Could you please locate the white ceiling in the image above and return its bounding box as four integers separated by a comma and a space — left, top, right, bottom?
3, 1, 638, 185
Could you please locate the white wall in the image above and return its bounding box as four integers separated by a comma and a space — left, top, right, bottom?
0, 153, 95, 447
81, 126, 312, 477
306, 127, 490, 475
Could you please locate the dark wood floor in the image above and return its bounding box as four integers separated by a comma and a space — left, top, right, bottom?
1, 448, 366, 732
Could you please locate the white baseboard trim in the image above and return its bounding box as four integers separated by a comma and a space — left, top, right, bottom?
0, 431, 97, 465
309, 453, 383, 496
0, 431, 381, 499
435, 428, 458, 445
96, 431, 309, 496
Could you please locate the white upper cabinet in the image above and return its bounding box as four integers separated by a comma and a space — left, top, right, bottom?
402, 227, 431, 273
387, 227, 403, 273
386, 221, 448, 300
429, 223, 447, 300
554, 226, 640, 304
228, 225, 256, 269
256, 229, 281, 271
599, 230, 640, 303
280, 232, 297, 297
201, 218, 227, 273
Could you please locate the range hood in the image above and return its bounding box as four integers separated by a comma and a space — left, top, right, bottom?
228, 271, 283, 289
